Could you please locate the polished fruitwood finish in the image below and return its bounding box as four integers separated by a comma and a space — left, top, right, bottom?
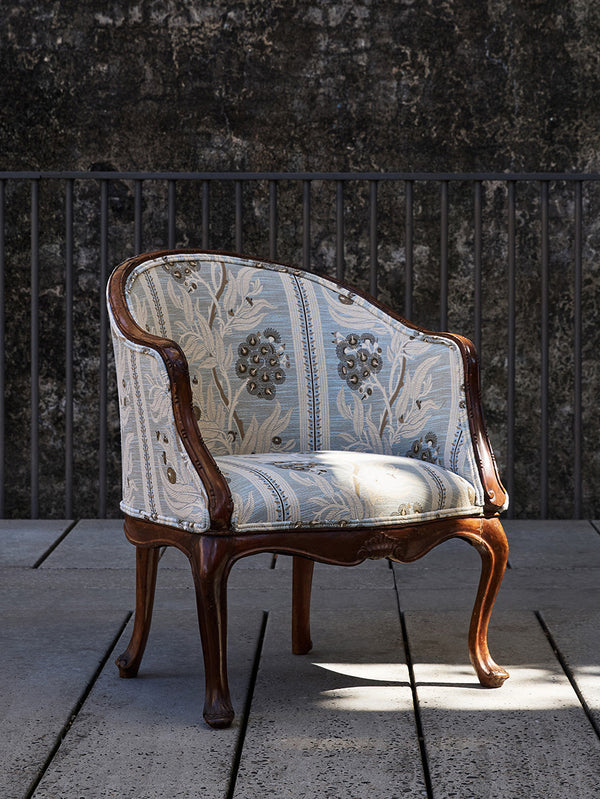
118, 514, 509, 727
115, 545, 160, 679
292, 557, 314, 656
109, 249, 509, 729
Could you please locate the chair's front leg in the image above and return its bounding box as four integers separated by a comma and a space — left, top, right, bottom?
116, 545, 160, 678
468, 517, 510, 687
189, 536, 235, 729
292, 556, 314, 655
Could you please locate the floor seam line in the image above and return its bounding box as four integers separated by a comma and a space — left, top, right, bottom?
535, 610, 600, 741
393, 568, 434, 799
24, 611, 133, 798
226, 610, 269, 799
32, 519, 80, 569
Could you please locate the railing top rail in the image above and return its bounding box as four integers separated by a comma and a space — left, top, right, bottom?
1, 170, 600, 182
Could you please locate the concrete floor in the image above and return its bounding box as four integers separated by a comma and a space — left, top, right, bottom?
1, 519, 599, 798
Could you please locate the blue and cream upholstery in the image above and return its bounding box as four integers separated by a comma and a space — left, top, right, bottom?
109, 252, 505, 534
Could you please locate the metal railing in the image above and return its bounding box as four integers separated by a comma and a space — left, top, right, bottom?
0, 170, 598, 520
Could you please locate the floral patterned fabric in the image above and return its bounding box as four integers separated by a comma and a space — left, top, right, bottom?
109, 251, 498, 534
216, 451, 479, 532
109, 311, 211, 532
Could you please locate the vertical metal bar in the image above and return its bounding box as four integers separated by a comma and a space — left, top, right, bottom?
134, 180, 142, 255
336, 180, 344, 281
540, 181, 550, 518
31, 179, 40, 518
0, 181, 4, 516
269, 180, 278, 260
168, 179, 176, 249
405, 180, 414, 320
440, 180, 449, 330
574, 180, 583, 517
65, 179, 74, 518
506, 181, 516, 519
99, 180, 109, 518
369, 180, 378, 297
473, 180, 483, 356
303, 180, 311, 271
235, 180, 243, 251
202, 181, 210, 249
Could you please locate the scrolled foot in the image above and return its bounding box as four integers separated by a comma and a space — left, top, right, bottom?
292, 636, 313, 656
115, 651, 140, 679
203, 698, 235, 729
473, 657, 509, 688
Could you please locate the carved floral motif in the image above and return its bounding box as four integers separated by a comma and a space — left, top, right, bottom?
357, 531, 410, 561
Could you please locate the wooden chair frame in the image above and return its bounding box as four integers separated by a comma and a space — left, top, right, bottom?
108, 249, 509, 729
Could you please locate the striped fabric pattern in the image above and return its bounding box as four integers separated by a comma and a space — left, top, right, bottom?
109, 252, 493, 534
109, 308, 211, 532
216, 451, 479, 532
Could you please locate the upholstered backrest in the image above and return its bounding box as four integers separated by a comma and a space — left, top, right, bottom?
119, 252, 483, 502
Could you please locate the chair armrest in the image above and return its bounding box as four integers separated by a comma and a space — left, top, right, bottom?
108, 259, 233, 530
434, 329, 507, 515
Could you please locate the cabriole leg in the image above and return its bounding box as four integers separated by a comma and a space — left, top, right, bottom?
468, 517, 510, 687
116, 545, 160, 678
189, 537, 235, 729
292, 556, 314, 655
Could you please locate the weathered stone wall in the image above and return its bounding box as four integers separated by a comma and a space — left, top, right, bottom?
4, 0, 600, 173
2, 1, 600, 518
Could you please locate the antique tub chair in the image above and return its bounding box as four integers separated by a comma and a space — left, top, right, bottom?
107, 248, 509, 729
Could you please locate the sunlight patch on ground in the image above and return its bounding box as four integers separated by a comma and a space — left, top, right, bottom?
317, 685, 414, 711
311, 661, 586, 712
415, 664, 584, 711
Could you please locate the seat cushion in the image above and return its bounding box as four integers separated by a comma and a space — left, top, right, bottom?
215, 451, 480, 532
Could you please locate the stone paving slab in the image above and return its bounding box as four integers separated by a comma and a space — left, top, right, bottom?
0, 569, 130, 799
234, 607, 427, 799
393, 562, 600, 612
2, 520, 600, 798
0, 520, 73, 567
39, 519, 134, 570
30, 594, 264, 799
391, 536, 482, 576
540, 608, 600, 732
405, 610, 600, 799
503, 519, 600, 569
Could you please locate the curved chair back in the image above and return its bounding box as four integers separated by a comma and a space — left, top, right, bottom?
116, 250, 483, 492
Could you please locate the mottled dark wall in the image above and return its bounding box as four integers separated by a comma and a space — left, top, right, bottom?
2, 1, 600, 519
3, 0, 599, 173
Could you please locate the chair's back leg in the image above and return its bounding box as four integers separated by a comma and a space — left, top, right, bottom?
189, 536, 235, 729
116, 545, 160, 678
468, 517, 510, 687
292, 556, 314, 655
